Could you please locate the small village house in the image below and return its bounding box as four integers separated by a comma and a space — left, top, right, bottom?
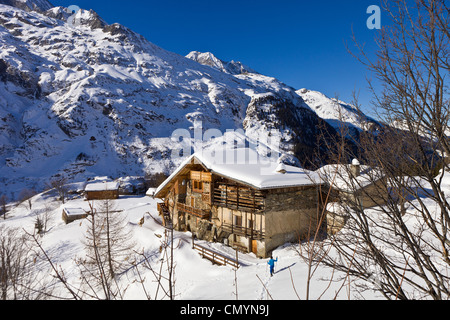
319, 159, 387, 209
318, 159, 388, 234
84, 181, 120, 200
153, 148, 326, 258
62, 207, 89, 224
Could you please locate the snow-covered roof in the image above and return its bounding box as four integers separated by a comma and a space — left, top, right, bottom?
146, 188, 156, 197
154, 148, 321, 198
62, 207, 88, 217
316, 163, 384, 192
84, 181, 120, 192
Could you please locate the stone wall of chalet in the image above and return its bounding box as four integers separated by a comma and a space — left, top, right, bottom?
264, 185, 323, 254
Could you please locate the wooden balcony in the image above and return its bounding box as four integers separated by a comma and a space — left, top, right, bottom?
213, 183, 265, 212
177, 202, 210, 220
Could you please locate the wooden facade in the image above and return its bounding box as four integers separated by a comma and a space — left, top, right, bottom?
154, 155, 325, 258
84, 181, 120, 201
85, 189, 119, 201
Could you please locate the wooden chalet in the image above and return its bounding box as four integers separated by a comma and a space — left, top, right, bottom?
84, 181, 120, 200
153, 149, 326, 258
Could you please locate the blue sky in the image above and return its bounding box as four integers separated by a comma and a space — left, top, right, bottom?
51, 0, 384, 114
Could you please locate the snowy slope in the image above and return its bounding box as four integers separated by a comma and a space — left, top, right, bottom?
0, 180, 382, 300
2, 160, 448, 300
296, 88, 380, 136
1, 158, 449, 300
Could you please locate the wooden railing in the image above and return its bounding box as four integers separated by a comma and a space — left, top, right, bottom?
192, 242, 239, 269
177, 202, 210, 219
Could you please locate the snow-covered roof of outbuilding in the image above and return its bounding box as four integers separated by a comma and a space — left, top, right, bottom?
154, 148, 322, 198
84, 181, 120, 192
316, 162, 384, 192
62, 207, 88, 217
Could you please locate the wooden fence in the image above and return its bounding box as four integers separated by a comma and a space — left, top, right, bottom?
192, 241, 240, 269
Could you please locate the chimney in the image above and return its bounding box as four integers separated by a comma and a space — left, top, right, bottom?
351, 159, 361, 177
275, 162, 287, 174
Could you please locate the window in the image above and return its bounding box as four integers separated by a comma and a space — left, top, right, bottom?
192, 180, 203, 193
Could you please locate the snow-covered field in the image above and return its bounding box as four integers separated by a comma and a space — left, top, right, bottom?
1, 180, 383, 301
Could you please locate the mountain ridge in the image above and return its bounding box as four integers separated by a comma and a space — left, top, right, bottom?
0, 0, 53, 13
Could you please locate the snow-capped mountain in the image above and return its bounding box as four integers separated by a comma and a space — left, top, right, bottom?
0, 0, 371, 199
296, 88, 379, 135
186, 51, 257, 75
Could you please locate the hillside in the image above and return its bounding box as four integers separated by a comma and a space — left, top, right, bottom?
0, 177, 382, 300
3, 163, 448, 301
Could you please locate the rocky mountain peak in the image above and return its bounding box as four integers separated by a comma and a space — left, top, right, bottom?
186, 51, 256, 75
68, 8, 107, 29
